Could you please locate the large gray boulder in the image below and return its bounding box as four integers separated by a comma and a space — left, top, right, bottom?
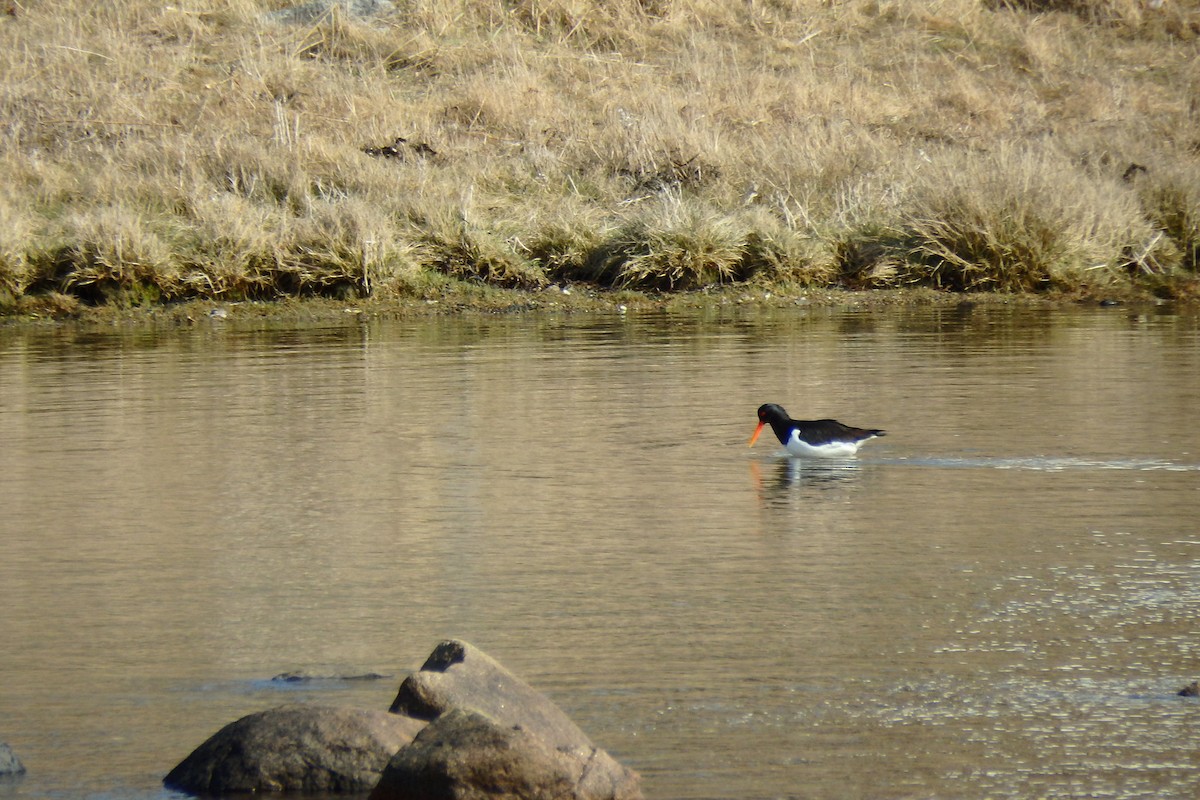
0, 742, 24, 776
378, 639, 642, 800
164, 704, 424, 795
370, 709, 642, 800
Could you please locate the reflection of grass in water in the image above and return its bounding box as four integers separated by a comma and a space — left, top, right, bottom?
2, 0, 1200, 315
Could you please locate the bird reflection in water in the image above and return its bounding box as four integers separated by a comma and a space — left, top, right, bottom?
749, 456, 861, 506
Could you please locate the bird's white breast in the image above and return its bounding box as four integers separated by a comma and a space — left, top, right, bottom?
785, 431, 862, 458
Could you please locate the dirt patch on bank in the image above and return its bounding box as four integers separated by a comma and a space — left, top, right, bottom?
0, 283, 1171, 331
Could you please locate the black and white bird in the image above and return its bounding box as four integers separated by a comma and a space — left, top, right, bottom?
749, 403, 885, 458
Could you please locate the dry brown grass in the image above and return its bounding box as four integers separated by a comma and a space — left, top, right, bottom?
2, 0, 1199, 312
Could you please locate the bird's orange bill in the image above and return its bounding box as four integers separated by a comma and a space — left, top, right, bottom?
748, 421, 765, 447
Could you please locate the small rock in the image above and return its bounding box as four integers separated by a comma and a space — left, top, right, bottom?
1178, 681, 1199, 697
0, 742, 25, 776
271, 671, 391, 683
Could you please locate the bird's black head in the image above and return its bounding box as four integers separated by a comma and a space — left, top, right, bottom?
750, 403, 794, 448
757, 403, 789, 424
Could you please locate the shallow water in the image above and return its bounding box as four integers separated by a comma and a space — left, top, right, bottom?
1, 304, 1198, 799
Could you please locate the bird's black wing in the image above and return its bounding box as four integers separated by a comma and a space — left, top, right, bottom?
801, 419, 885, 445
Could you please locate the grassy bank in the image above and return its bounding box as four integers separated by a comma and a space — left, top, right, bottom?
1, 0, 1199, 317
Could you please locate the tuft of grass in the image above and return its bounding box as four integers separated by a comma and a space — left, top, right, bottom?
27, 206, 180, 306
522, 202, 612, 284
1133, 163, 1200, 273
416, 203, 549, 291
736, 205, 840, 288
894, 147, 1158, 292
589, 194, 751, 290
0, 192, 35, 298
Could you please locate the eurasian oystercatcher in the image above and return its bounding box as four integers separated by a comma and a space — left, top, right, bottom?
749, 403, 885, 458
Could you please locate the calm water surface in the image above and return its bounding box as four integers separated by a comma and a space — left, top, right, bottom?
1, 305, 1198, 799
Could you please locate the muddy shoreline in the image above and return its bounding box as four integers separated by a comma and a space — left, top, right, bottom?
0, 284, 1176, 330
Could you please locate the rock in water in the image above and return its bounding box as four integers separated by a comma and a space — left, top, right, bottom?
377, 639, 642, 800
0, 743, 25, 776
390, 639, 599, 752
271, 670, 391, 683
370, 709, 641, 800
164, 704, 423, 794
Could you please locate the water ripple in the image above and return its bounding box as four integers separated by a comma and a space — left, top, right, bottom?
889, 456, 1200, 472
